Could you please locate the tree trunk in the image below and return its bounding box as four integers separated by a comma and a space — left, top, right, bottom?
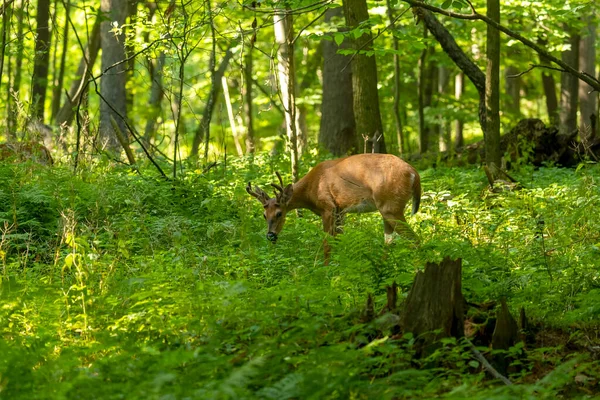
539, 61, 559, 126
243, 47, 255, 154
99, 0, 128, 151
1, 0, 12, 135
485, 0, 501, 170
559, 29, 580, 136
7, 0, 24, 135
386, 0, 405, 156
402, 257, 464, 357
343, 0, 387, 153
55, 14, 101, 126
51, 0, 70, 122
190, 47, 234, 158
143, 52, 165, 141
319, 6, 356, 156
411, 7, 487, 140
274, 10, 299, 181
579, 16, 597, 143
454, 72, 464, 149
438, 65, 451, 152
504, 65, 521, 117
31, 0, 52, 122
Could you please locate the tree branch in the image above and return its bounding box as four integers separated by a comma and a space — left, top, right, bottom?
402, 0, 600, 92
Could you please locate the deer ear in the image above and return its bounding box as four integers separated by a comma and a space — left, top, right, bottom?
281, 184, 293, 205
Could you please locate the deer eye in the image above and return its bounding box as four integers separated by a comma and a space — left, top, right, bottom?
276, 211, 282, 218
263, 213, 266, 219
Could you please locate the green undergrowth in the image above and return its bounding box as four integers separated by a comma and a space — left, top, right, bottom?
0, 155, 599, 399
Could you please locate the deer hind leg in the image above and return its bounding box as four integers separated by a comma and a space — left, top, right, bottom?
380, 211, 419, 244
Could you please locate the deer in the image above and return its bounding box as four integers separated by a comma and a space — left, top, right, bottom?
0, 141, 54, 165
246, 153, 421, 263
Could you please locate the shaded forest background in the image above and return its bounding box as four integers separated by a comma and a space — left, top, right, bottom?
0, 0, 598, 170
1, 0, 600, 398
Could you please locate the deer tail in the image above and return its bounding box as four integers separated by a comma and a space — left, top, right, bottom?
411, 172, 421, 215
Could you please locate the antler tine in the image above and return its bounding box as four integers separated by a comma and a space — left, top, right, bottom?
246, 182, 270, 203
271, 171, 286, 198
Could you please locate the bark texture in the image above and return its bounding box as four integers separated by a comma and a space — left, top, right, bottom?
31, 0, 52, 121
402, 257, 464, 357
319, 6, 357, 156
485, 0, 501, 169
559, 30, 580, 136
343, 0, 386, 153
99, 0, 128, 151
579, 16, 597, 142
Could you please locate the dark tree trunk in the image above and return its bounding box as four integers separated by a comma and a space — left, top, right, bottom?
243, 47, 255, 154
579, 17, 597, 143
31, 0, 52, 122
538, 47, 559, 126
491, 298, 520, 374
402, 257, 464, 357
143, 52, 165, 141
51, 0, 70, 122
559, 30, 580, 136
386, 0, 405, 156
504, 65, 521, 117
55, 14, 101, 126
418, 28, 436, 154
99, 0, 128, 151
319, 6, 356, 156
485, 0, 501, 170
343, 0, 387, 153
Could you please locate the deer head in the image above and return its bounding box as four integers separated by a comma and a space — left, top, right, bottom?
246, 172, 293, 243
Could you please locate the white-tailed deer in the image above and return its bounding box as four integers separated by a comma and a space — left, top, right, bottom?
246, 153, 421, 263
0, 141, 54, 165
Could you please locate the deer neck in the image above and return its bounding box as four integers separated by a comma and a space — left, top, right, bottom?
286, 178, 316, 213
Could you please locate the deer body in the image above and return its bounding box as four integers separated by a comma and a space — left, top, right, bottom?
247, 153, 421, 262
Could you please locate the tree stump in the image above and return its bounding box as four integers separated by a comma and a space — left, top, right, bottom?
401, 257, 464, 357
491, 298, 521, 374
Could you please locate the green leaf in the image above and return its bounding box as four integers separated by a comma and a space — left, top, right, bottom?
441, 0, 453, 9
334, 33, 344, 46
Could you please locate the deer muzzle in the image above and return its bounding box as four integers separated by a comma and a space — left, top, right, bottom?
266, 232, 278, 243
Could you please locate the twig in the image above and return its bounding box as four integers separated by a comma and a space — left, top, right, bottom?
468, 341, 512, 385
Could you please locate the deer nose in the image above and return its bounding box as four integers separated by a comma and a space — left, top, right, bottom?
266, 232, 278, 242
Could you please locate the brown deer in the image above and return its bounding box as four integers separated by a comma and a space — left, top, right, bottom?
246, 153, 421, 263
0, 142, 54, 165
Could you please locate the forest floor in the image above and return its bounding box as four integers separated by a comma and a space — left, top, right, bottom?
0, 154, 599, 399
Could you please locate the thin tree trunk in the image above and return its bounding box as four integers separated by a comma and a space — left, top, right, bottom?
274, 9, 299, 181
579, 16, 597, 142
31, 0, 52, 122
143, 52, 165, 141
538, 38, 559, 126
55, 14, 101, 126
343, 0, 387, 153
190, 47, 234, 158
387, 0, 405, 156
1, 0, 12, 135
559, 29, 580, 136
438, 65, 451, 152
485, 0, 501, 169
454, 72, 464, 148
418, 27, 427, 154
504, 65, 521, 117
243, 47, 255, 154
411, 7, 487, 137
51, 0, 70, 121
99, 0, 128, 151
221, 76, 243, 156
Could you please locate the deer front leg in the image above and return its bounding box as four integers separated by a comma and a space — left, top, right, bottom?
322, 209, 336, 265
